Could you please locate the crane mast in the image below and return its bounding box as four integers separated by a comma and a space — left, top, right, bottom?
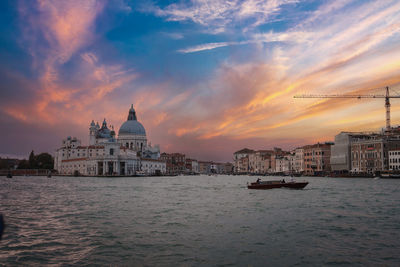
294, 86, 400, 131
385, 86, 390, 130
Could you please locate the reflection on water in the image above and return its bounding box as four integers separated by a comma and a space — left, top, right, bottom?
1, 175, 400, 266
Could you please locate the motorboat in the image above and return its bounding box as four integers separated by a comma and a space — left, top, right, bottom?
379, 172, 400, 179
247, 179, 308, 190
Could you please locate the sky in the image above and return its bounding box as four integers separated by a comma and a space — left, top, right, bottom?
1, 0, 400, 162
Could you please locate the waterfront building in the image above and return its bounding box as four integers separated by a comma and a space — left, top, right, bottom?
351, 134, 385, 174
388, 150, 400, 171
303, 143, 332, 175
198, 161, 212, 174
222, 162, 234, 174
141, 158, 166, 175
330, 132, 370, 172
270, 148, 287, 174
185, 158, 199, 174
233, 148, 254, 173
160, 152, 186, 174
55, 105, 165, 176
249, 150, 273, 174
351, 133, 400, 174
212, 162, 228, 174
210, 162, 219, 173
234, 147, 292, 174
237, 156, 249, 173
274, 156, 290, 173
294, 147, 305, 173
287, 152, 296, 173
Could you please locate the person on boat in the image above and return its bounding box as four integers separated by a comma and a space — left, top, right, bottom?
256, 178, 261, 184
282, 179, 286, 183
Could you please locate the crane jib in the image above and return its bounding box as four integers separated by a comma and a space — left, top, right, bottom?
293, 86, 400, 131
293, 95, 400, 98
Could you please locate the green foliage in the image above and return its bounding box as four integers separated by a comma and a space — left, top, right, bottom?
35, 153, 53, 169
17, 160, 30, 169
0, 158, 9, 169
0, 158, 19, 170
17, 151, 54, 170
29, 150, 36, 168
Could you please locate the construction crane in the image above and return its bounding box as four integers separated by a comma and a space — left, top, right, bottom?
294, 86, 400, 131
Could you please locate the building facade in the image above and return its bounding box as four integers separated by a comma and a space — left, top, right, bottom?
303, 143, 332, 175
330, 132, 370, 172
294, 148, 305, 173
233, 148, 254, 173
350, 134, 400, 174
55, 105, 165, 176
388, 150, 400, 171
160, 153, 186, 174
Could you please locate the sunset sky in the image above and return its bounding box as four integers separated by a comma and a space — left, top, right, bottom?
1, 0, 400, 161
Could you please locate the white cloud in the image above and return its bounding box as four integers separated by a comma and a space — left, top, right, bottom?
148, 0, 298, 34
162, 32, 184, 40
176, 31, 311, 53
178, 42, 232, 53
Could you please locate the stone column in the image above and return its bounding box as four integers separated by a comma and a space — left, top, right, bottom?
116, 161, 120, 175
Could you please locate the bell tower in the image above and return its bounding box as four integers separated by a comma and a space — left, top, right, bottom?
89, 120, 97, 145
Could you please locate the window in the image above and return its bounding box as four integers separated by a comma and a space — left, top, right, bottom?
110, 148, 114, 155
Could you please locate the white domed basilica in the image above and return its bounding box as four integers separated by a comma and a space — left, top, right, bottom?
54, 105, 165, 176
118, 105, 147, 151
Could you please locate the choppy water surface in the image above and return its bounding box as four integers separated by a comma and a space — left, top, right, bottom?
1, 175, 400, 266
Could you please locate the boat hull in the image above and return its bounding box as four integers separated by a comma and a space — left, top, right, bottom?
247, 181, 308, 190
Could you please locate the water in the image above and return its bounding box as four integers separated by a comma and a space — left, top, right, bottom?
1, 175, 400, 266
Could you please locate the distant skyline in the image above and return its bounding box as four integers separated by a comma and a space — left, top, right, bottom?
1, 0, 400, 161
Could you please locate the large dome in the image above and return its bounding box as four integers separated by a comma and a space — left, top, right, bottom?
118, 105, 146, 136
119, 120, 146, 135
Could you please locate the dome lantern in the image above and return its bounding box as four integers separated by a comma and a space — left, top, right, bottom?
118, 105, 146, 136
127, 104, 137, 121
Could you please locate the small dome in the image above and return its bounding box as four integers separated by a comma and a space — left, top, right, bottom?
119, 120, 146, 136
97, 118, 112, 138
97, 128, 112, 138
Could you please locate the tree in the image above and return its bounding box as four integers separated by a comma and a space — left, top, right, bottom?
0, 158, 8, 169
16, 151, 54, 170
29, 150, 36, 169
35, 153, 54, 169
17, 159, 30, 169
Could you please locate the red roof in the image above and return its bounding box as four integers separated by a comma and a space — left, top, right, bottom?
234, 148, 255, 154
140, 158, 166, 163
62, 157, 87, 162
88, 145, 105, 149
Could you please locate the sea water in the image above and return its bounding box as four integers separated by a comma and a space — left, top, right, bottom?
1, 175, 400, 266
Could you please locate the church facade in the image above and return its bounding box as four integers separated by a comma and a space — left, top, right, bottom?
54, 105, 166, 176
